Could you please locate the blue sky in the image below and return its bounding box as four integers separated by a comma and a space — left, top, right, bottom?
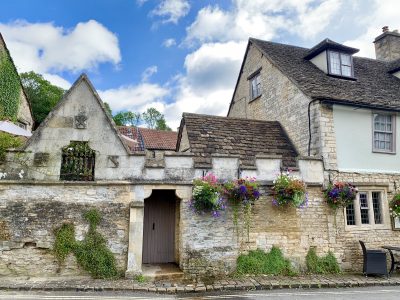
1, 0, 399, 128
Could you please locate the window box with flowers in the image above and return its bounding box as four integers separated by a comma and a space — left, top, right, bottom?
272, 173, 307, 208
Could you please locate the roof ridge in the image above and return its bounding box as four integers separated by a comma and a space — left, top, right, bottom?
183, 112, 280, 124
249, 37, 309, 51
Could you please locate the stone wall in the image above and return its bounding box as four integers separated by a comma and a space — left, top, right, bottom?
0, 182, 131, 277
228, 43, 320, 157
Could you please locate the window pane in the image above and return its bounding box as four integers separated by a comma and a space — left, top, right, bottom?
359, 193, 369, 224
372, 192, 382, 224
341, 66, 351, 77
251, 74, 261, 99
373, 114, 394, 151
341, 54, 351, 65
346, 202, 356, 225
329, 52, 341, 75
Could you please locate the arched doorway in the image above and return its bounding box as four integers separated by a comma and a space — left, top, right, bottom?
142, 190, 179, 264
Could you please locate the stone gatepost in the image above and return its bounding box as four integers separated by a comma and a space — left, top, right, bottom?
125, 185, 146, 278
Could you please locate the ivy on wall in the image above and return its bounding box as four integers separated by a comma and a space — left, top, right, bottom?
54, 209, 119, 279
0, 51, 21, 121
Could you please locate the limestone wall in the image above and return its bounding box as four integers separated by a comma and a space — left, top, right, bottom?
0, 182, 131, 277
228, 43, 320, 157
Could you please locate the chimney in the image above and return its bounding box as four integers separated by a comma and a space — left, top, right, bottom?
374, 26, 400, 61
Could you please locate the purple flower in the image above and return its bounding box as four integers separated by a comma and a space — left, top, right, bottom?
253, 190, 260, 198
272, 198, 278, 206
239, 185, 247, 194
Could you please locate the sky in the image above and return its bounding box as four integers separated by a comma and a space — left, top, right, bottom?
0, 0, 399, 129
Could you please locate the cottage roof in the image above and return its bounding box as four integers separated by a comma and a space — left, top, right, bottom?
177, 113, 298, 168
231, 38, 400, 112
118, 126, 177, 151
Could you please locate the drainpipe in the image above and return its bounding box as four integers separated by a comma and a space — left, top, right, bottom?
307, 99, 320, 156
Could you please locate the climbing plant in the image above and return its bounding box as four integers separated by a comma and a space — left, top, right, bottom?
0, 51, 21, 121
0, 132, 23, 162
53, 209, 119, 279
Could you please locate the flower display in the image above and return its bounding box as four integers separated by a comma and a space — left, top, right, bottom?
190, 173, 225, 217
390, 193, 400, 217
223, 177, 261, 206
272, 173, 307, 208
324, 182, 357, 209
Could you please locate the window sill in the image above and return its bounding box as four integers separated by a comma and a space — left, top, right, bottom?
372, 150, 396, 155
249, 95, 262, 103
344, 224, 391, 231
327, 73, 357, 81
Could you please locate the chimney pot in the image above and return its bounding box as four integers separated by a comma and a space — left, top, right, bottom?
382, 26, 389, 33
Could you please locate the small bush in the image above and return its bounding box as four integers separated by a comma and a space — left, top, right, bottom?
306, 248, 340, 274
0, 132, 23, 162
236, 247, 296, 276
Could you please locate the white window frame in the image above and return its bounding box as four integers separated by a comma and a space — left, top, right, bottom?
372, 112, 396, 154
327, 50, 354, 78
344, 187, 390, 231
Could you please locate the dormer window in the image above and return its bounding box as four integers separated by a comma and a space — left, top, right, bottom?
304, 39, 359, 79
328, 51, 353, 77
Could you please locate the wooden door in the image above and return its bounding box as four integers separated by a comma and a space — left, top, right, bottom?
142, 190, 176, 263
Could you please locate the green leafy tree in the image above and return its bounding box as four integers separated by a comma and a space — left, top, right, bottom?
142, 108, 163, 129
20, 71, 64, 128
112, 111, 141, 126
155, 117, 172, 131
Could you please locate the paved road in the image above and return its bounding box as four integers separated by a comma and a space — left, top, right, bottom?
1, 286, 400, 300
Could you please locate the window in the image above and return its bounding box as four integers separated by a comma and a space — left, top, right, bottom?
373, 113, 395, 153
60, 141, 95, 181
16, 121, 27, 130
345, 190, 387, 229
250, 73, 261, 100
328, 51, 353, 77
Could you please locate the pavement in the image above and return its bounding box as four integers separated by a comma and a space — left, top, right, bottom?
0, 273, 400, 294
1, 286, 400, 299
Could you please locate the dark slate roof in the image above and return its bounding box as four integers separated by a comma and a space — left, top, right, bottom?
179, 113, 298, 168
249, 38, 400, 110
118, 126, 177, 151
304, 38, 359, 60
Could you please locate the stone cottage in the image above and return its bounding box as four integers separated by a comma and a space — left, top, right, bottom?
228, 26, 400, 269
0, 33, 34, 132
1, 28, 400, 279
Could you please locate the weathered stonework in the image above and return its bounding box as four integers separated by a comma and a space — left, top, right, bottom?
228, 43, 320, 157
0, 183, 131, 277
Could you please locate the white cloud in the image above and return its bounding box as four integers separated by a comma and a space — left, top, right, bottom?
99, 82, 169, 113
185, 0, 342, 45
344, 0, 400, 58
0, 19, 121, 74
141, 65, 158, 82
163, 38, 176, 47
42, 73, 71, 90
151, 0, 190, 24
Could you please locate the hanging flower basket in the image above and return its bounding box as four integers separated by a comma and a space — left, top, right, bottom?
223, 177, 261, 240
272, 173, 307, 208
324, 182, 357, 209
190, 173, 225, 217
390, 193, 400, 217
